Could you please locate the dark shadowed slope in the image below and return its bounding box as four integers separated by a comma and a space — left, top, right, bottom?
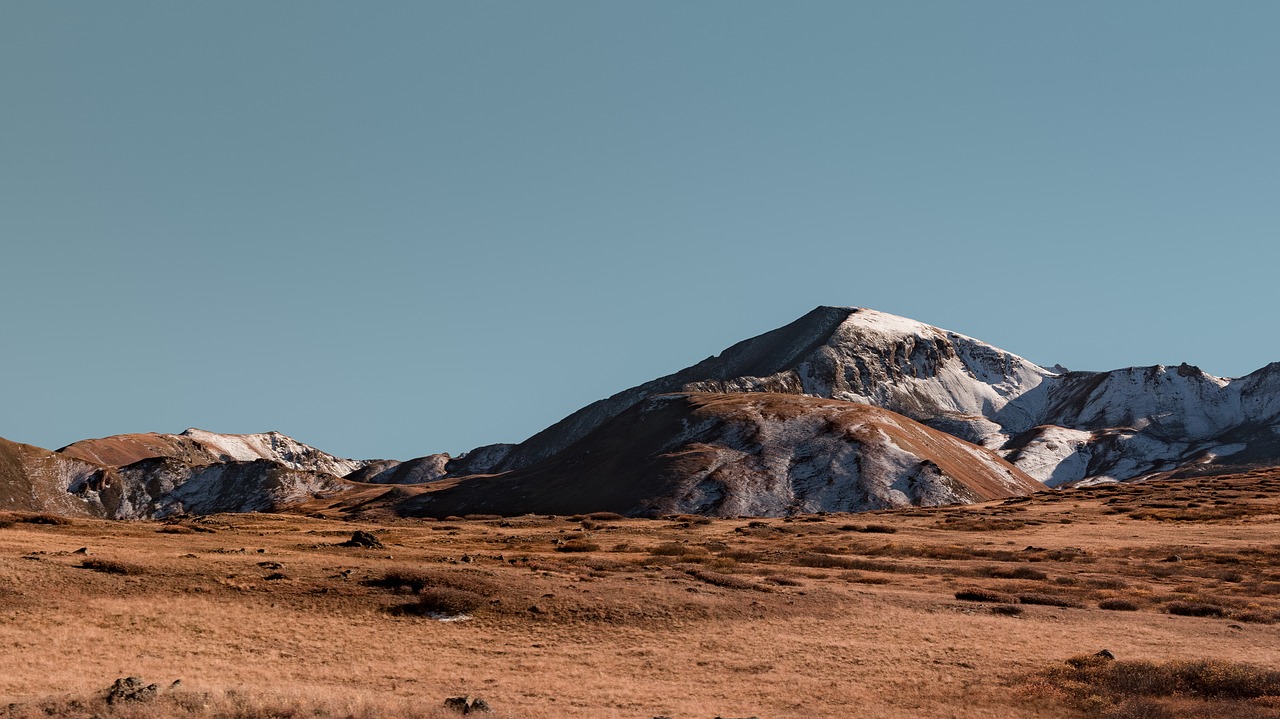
327, 392, 1042, 519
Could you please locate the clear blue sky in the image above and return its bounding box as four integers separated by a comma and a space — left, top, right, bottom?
3, 2, 1278, 460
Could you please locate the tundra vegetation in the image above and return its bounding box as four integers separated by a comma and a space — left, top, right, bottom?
2, 469, 1280, 718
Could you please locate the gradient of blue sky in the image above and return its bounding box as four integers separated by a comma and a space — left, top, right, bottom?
3, 2, 1278, 460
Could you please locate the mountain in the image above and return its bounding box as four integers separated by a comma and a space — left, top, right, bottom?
311, 392, 1042, 518
8, 305, 1280, 519
60, 428, 370, 477
73, 457, 351, 519
446, 307, 1280, 487
3, 429, 368, 520
0, 437, 102, 516
449, 307, 1052, 477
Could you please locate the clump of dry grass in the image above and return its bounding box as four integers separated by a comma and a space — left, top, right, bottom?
1098, 598, 1141, 611
0, 685, 483, 719
687, 569, 760, 591
367, 568, 500, 601
954, 588, 1014, 603
1017, 593, 1081, 608
1230, 609, 1278, 624
975, 565, 1048, 581
78, 558, 144, 575
838, 523, 898, 534
157, 525, 197, 535
937, 517, 1026, 532
649, 542, 709, 559
555, 538, 600, 552
990, 605, 1024, 617
1163, 601, 1227, 618
0, 512, 72, 527
1031, 655, 1280, 718
396, 587, 488, 617
791, 552, 896, 572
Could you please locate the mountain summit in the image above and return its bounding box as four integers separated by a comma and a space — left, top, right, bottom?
447, 306, 1280, 488
6, 305, 1280, 519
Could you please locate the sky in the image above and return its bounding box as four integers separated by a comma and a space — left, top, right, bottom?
3, 2, 1279, 460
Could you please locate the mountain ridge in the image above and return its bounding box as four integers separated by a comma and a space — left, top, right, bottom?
6, 305, 1280, 518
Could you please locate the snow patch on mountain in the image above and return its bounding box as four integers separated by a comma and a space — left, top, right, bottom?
179, 429, 369, 476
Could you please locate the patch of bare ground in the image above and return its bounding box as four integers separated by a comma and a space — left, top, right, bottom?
3, 468, 1280, 717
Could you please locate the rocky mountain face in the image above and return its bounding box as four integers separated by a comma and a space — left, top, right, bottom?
73, 458, 350, 519
357, 392, 1041, 518
1, 430, 368, 520
0, 437, 102, 516
445, 307, 1280, 488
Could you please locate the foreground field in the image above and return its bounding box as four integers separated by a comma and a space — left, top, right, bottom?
3, 470, 1280, 719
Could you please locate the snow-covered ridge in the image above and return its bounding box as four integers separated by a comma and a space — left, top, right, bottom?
178, 428, 369, 477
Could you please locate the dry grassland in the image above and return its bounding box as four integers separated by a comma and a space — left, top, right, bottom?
3, 470, 1280, 718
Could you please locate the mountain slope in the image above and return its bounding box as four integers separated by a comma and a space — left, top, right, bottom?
368, 392, 1042, 518
0, 437, 104, 517
452, 307, 1280, 487
453, 307, 1053, 476
70, 457, 352, 519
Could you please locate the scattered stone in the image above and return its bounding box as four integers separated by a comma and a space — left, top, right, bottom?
106, 677, 158, 705
257, 561, 283, 569
340, 531, 384, 549
443, 696, 491, 714
1160, 555, 1183, 563
72, 547, 88, 555
264, 572, 289, 581
1095, 649, 1116, 661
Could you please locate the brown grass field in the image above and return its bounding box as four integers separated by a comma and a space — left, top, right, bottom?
4, 469, 1280, 718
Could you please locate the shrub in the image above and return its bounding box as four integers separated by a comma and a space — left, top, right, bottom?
556, 539, 600, 553
1018, 593, 1081, 608
990, 605, 1024, 617
976, 565, 1048, 581
954, 588, 1014, 603
412, 585, 486, 614
157, 525, 196, 535
367, 569, 498, 598
1040, 656, 1280, 704
688, 570, 759, 591
1, 513, 72, 526
586, 512, 625, 520
1098, 598, 1141, 611
1230, 610, 1278, 624
1164, 601, 1227, 618
792, 552, 896, 572
649, 543, 707, 558
762, 574, 802, 587
78, 558, 143, 575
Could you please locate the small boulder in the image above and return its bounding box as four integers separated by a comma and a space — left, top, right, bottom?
443, 696, 491, 714
1095, 649, 1116, 661
106, 677, 158, 705
340, 531, 384, 549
